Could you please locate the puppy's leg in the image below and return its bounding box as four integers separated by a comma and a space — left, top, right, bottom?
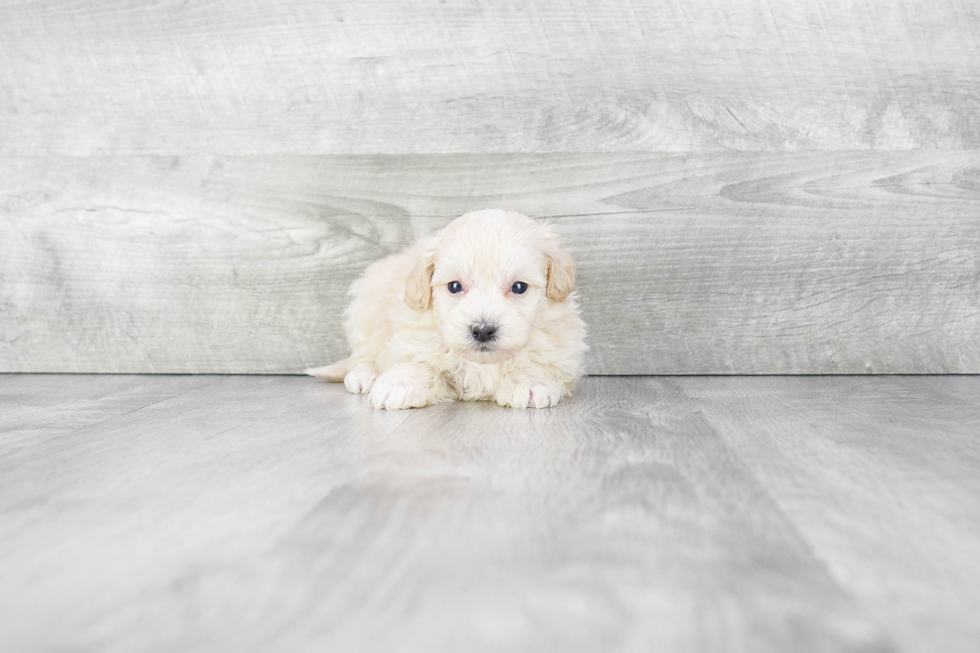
343, 363, 378, 394
495, 375, 567, 409
369, 363, 449, 410
306, 358, 377, 393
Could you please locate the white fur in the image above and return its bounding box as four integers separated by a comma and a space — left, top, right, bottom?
306, 209, 587, 410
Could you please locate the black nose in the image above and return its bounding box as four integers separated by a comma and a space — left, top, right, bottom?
470, 322, 497, 343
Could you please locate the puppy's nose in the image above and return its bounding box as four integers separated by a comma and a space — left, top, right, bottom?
470, 321, 497, 343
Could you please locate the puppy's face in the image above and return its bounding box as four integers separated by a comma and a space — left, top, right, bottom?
431, 238, 546, 363
405, 211, 575, 363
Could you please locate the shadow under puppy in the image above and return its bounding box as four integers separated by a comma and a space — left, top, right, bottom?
307, 209, 587, 409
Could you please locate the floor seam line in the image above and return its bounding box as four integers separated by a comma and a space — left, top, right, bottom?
0, 377, 218, 458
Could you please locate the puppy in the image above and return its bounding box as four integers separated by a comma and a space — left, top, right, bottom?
306, 209, 587, 410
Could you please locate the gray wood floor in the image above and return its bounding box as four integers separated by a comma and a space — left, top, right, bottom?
1, 374, 978, 653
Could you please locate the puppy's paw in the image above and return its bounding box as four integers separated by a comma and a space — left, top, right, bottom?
344, 368, 377, 394
369, 373, 432, 410
497, 382, 565, 409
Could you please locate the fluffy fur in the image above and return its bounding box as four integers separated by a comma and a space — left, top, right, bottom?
306, 209, 587, 410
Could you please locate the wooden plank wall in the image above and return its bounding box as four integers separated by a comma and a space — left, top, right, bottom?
1, 0, 978, 374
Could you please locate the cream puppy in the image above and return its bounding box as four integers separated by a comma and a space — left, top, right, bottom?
306, 209, 586, 410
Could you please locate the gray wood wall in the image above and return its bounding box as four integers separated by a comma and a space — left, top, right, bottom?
1, 0, 978, 374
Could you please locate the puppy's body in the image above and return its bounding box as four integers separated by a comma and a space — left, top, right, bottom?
307, 210, 586, 410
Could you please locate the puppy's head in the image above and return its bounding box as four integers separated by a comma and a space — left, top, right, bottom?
404, 209, 576, 362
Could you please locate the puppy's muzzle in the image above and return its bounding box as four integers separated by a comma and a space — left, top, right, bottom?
470, 321, 498, 344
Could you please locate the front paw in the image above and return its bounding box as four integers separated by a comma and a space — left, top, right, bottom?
344, 368, 377, 394
369, 373, 432, 410
497, 382, 565, 409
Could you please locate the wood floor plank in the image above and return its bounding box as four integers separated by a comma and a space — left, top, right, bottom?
3, 152, 978, 374
0, 375, 416, 652
0, 375, 890, 653
0, 374, 211, 450
237, 377, 887, 653
680, 376, 980, 653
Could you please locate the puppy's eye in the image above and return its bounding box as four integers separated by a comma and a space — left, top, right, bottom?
448, 281, 463, 294
511, 281, 528, 295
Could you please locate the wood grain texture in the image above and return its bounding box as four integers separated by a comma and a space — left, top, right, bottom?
0, 375, 414, 653
2, 152, 978, 374
0, 374, 212, 453
1, 375, 908, 653
679, 376, 980, 653
0, 0, 978, 154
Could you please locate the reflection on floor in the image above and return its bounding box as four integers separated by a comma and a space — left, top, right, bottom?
2, 374, 978, 653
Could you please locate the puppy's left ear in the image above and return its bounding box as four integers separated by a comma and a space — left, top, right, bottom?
404, 247, 436, 311
546, 245, 576, 302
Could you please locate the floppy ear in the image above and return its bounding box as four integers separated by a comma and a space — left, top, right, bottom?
404, 248, 436, 310
546, 245, 576, 302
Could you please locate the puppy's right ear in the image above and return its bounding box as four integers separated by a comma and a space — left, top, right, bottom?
404, 247, 436, 311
